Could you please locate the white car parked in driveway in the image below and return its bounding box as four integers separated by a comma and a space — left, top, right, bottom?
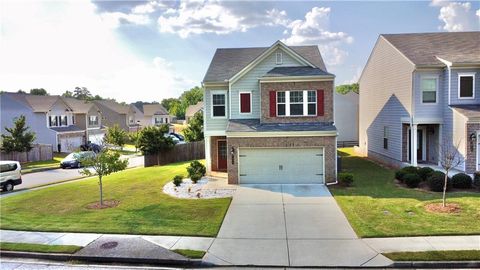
0, 161, 22, 192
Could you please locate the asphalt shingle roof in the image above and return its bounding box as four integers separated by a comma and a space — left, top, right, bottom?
265, 66, 333, 77
381, 32, 480, 66
450, 105, 480, 119
143, 104, 168, 116
185, 101, 204, 117
226, 119, 336, 133
94, 100, 131, 114
203, 45, 327, 82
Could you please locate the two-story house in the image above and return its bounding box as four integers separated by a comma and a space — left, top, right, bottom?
93, 100, 137, 132
359, 32, 480, 173
134, 103, 171, 127
203, 41, 337, 184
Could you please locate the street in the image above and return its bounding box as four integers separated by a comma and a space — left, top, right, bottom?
1, 258, 177, 270
5, 155, 144, 191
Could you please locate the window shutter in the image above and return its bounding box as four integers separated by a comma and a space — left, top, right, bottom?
240, 93, 251, 113
269, 91, 276, 117
49, 116, 52, 127
317, 89, 324, 116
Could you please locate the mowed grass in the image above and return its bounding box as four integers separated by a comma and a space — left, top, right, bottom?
330, 148, 480, 238
173, 249, 206, 259
384, 250, 480, 261
1, 160, 231, 237
0, 242, 82, 254
21, 153, 67, 174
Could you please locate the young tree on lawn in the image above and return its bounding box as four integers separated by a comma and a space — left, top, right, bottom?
438, 138, 464, 207
183, 112, 204, 142
138, 125, 175, 165
1, 115, 36, 159
80, 149, 128, 206
105, 125, 127, 150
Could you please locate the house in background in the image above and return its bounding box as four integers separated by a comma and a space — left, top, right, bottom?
131, 102, 172, 130
334, 92, 359, 146
358, 32, 479, 173
202, 41, 337, 184
63, 97, 105, 144
93, 100, 137, 132
185, 101, 204, 123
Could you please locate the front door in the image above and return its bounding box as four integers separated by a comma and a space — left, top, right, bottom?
408, 128, 426, 162
217, 140, 227, 171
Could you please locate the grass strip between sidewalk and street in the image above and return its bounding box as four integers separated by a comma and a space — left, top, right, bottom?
0, 242, 82, 254
383, 250, 480, 261
173, 249, 206, 259
21, 153, 67, 174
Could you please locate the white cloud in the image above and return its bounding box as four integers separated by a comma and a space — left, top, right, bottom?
431, 1, 480, 31
100, 12, 151, 28
0, 1, 194, 102
342, 66, 362, 85
281, 7, 353, 66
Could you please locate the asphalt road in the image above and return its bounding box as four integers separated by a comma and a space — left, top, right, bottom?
9, 155, 144, 191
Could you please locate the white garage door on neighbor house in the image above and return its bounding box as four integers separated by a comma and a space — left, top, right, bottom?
238, 148, 324, 184
59, 136, 83, 153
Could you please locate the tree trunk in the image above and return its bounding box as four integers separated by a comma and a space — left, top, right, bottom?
442, 170, 448, 207
157, 153, 160, 166
99, 175, 103, 206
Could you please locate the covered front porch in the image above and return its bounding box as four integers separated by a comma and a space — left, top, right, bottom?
402, 123, 440, 166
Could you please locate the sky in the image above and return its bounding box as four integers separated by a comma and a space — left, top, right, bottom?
1, 0, 479, 103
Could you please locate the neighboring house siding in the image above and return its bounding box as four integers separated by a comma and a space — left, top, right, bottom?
95, 103, 128, 130
413, 70, 444, 119
334, 92, 359, 142
0, 95, 56, 146
449, 68, 480, 105
230, 48, 303, 119
204, 85, 229, 132
358, 37, 415, 161
76, 114, 87, 129
87, 106, 101, 129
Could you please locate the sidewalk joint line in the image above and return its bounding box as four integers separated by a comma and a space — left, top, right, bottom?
281, 185, 291, 267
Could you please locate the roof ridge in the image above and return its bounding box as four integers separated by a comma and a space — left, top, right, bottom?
381, 31, 480, 36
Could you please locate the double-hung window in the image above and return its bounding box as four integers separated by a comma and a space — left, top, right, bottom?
307, 90, 317, 115
289, 91, 303, 116
276, 90, 317, 116
49, 115, 68, 127
89, 115, 98, 126
212, 93, 226, 117
383, 126, 389, 149
277, 91, 286, 116
458, 73, 475, 99
421, 77, 437, 103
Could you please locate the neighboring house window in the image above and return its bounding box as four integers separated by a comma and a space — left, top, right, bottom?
275, 90, 320, 117
154, 116, 163, 124
421, 77, 437, 103
129, 116, 134, 124
212, 93, 226, 117
276, 52, 283, 64
458, 73, 475, 99
289, 91, 303, 115
72, 115, 75, 124
60, 115, 67, 126
165, 117, 168, 124
240, 92, 251, 114
49, 115, 68, 127
89, 115, 98, 126
307, 90, 317, 115
383, 126, 389, 149
277, 91, 286, 116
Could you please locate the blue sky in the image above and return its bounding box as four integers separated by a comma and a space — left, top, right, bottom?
1, 0, 479, 103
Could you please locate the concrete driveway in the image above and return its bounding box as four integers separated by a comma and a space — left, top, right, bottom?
204, 184, 391, 267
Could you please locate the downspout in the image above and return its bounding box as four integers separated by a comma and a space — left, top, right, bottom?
410, 69, 416, 166
447, 64, 451, 106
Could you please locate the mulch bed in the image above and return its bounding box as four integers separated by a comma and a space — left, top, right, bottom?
86, 200, 120, 210
425, 202, 461, 214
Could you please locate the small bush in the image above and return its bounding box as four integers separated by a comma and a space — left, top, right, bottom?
418, 167, 434, 181
190, 173, 203, 184
404, 173, 422, 188
474, 172, 480, 190
395, 166, 419, 182
338, 172, 354, 187
173, 175, 183, 187
187, 160, 206, 179
452, 173, 472, 189
427, 171, 452, 192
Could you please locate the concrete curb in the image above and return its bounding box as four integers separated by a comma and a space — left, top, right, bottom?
0, 250, 214, 268
393, 261, 480, 268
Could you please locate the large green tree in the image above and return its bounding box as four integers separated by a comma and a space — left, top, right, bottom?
336, 83, 359, 95
73, 87, 93, 100
161, 86, 203, 119
160, 98, 179, 111
29, 88, 48, 96
183, 112, 204, 142
1, 115, 36, 154
138, 125, 175, 165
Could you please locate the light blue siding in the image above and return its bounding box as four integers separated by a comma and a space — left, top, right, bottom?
449, 68, 480, 105
230, 48, 303, 119
204, 88, 229, 131
413, 70, 444, 118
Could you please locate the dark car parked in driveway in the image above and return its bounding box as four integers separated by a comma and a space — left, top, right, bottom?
60, 151, 95, 169
80, 142, 102, 153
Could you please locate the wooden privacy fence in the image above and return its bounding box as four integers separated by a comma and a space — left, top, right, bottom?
145, 141, 205, 167
1, 144, 53, 163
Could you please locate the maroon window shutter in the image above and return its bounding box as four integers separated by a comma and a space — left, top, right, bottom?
269, 91, 276, 117
240, 93, 251, 113
317, 89, 324, 116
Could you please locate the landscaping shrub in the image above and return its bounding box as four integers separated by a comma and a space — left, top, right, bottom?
173, 175, 183, 187
187, 160, 206, 184
474, 172, 480, 190
403, 173, 422, 188
418, 167, 434, 181
395, 166, 419, 182
427, 171, 452, 192
452, 173, 472, 189
338, 172, 354, 187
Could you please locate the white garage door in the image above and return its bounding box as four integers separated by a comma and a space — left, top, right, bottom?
59, 136, 83, 153
238, 148, 324, 184
88, 132, 105, 144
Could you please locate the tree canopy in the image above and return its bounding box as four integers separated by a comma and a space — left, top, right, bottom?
183, 112, 204, 142
62, 87, 103, 101
29, 88, 49, 96
1, 115, 36, 153
336, 83, 359, 95
161, 86, 203, 119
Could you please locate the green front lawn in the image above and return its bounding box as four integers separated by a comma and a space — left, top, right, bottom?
1, 161, 231, 237
331, 148, 480, 238
21, 153, 67, 174
384, 250, 480, 261
173, 249, 206, 259
0, 242, 82, 254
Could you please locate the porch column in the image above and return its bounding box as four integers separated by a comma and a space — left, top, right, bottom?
411, 124, 418, 166
205, 136, 211, 174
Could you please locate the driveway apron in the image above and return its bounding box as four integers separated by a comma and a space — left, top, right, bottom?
205, 184, 391, 267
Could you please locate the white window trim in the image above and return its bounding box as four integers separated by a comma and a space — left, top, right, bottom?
289, 90, 304, 116
211, 90, 227, 119
275, 52, 283, 65
276, 90, 317, 117
238, 91, 252, 115
420, 75, 439, 104
458, 72, 475, 100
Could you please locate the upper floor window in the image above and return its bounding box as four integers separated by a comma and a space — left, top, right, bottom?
212, 93, 226, 117
458, 73, 475, 99
239, 92, 251, 114
89, 115, 98, 126
129, 116, 134, 124
276, 90, 317, 116
276, 52, 283, 65
383, 126, 389, 149
49, 115, 68, 127
421, 77, 437, 103
154, 116, 164, 124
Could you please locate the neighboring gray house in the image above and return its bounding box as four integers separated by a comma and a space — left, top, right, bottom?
334, 92, 359, 144
203, 40, 337, 185
359, 32, 480, 173
93, 100, 137, 132
185, 101, 204, 123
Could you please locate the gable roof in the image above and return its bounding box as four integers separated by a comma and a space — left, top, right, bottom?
381, 32, 480, 66
94, 100, 131, 114
143, 104, 168, 116
203, 42, 328, 83
264, 66, 333, 77
1, 92, 71, 113
185, 101, 204, 117
62, 97, 96, 114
